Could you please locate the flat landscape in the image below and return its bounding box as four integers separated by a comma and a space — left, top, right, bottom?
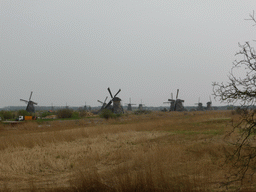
0, 111, 253, 191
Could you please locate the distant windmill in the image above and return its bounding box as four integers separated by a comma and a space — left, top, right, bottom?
173, 89, 185, 111
20, 91, 38, 113
84, 102, 87, 111
125, 98, 136, 111
195, 97, 204, 111
104, 88, 124, 114
97, 96, 108, 110
51, 103, 54, 111
206, 96, 213, 110
138, 99, 145, 111
163, 93, 175, 111
83, 102, 91, 111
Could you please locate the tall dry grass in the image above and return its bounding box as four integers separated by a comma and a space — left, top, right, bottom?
0, 111, 251, 191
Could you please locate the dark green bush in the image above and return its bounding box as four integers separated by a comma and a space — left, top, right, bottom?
0, 111, 15, 120
79, 111, 87, 117
71, 111, 80, 119
133, 110, 151, 115
99, 109, 116, 120
41, 111, 53, 118
57, 109, 73, 118
0, 114, 4, 121
17, 110, 31, 117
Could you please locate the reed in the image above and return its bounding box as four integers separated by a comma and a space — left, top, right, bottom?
0, 111, 251, 191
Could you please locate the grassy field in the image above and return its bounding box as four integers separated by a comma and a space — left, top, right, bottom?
0, 110, 253, 191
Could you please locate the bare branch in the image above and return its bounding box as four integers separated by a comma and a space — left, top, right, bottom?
245, 11, 256, 26
213, 11, 256, 187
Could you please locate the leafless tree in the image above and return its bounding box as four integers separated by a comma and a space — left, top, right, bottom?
213, 11, 256, 187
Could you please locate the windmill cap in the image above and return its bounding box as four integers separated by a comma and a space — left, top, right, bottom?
113, 97, 121, 101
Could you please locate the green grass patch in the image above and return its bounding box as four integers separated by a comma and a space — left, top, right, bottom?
202, 129, 224, 135
203, 118, 231, 124
172, 129, 224, 135
173, 130, 199, 135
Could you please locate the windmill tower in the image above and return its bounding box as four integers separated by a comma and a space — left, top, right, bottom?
163, 93, 175, 111
173, 89, 185, 111
138, 100, 145, 111
125, 98, 136, 111
51, 103, 54, 111
104, 88, 124, 114
20, 91, 38, 113
195, 97, 204, 111
83, 102, 88, 111
83, 102, 91, 111
206, 96, 213, 110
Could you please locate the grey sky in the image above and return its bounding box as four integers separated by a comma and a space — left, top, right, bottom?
1, 1, 255, 108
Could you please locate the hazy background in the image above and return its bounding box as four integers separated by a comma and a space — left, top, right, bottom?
1, 1, 255, 108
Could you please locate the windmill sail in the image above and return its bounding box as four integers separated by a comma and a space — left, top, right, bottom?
20, 91, 37, 113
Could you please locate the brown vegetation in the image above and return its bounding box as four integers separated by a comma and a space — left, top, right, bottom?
0, 111, 253, 191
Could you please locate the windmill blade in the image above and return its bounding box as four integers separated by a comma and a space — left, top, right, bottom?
97, 100, 104, 104
176, 89, 179, 99
209, 96, 212, 102
104, 96, 108, 103
29, 91, 33, 101
168, 99, 175, 102
104, 100, 112, 109
107, 88, 113, 98
30, 101, 38, 105
171, 93, 173, 100
114, 89, 121, 97
20, 99, 29, 103
129, 98, 131, 104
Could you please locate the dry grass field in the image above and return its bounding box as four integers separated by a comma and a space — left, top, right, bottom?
0, 110, 254, 191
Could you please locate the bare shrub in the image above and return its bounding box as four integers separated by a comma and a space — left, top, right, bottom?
57, 109, 73, 119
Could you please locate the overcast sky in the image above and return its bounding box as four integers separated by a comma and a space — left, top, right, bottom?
1, 1, 255, 108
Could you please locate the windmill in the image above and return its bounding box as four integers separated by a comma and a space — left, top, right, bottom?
206, 96, 213, 110
195, 97, 204, 111
85, 102, 92, 111
125, 98, 136, 111
97, 96, 108, 110
51, 103, 54, 111
104, 88, 124, 114
138, 99, 145, 111
163, 93, 175, 111
173, 89, 185, 111
84, 102, 87, 111
20, 91, 38, 113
